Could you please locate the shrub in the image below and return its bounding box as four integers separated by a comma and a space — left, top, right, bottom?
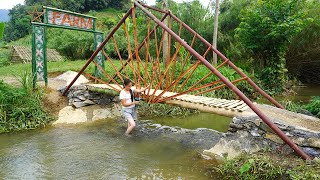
305, 96, 320, 118
0, 72, 51, 133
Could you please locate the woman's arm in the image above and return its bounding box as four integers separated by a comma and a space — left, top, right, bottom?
121, 99, 138, 107
134, 85, 150, 93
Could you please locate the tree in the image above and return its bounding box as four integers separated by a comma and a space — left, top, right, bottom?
216, 0, 251, 63
212, 0, 219, 66
4, 4, 31, 42
286, 0, 320, 84
162, 0, 213, 60
0, 23, 4, 39
235, 0, 308, 92
162, 0, 169, 67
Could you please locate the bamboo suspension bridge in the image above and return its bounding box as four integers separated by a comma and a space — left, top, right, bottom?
61, 1, 312, 160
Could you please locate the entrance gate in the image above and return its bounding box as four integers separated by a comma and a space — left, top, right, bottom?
31, 6, 104, 86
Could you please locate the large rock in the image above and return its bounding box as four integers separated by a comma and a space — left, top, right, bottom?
307, 138, 320, 149
203, 136, 261, 160
72, 99, 96, 108
54, 71, 89, 86
53, 104, 122, 125
53, 106, 87, 125
92, 108, 114, 121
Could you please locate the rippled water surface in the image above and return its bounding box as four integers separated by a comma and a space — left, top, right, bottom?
0, 116, 225, 179
150, 113, 232, 132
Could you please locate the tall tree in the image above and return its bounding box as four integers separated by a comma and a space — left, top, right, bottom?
0, 23, 4, 39
4, 4, 31, 42
162, 0, 169, 67
235, 0, 308, 91
212, 0, 219, 66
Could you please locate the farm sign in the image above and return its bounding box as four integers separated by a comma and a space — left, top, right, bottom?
32, 6, 103, 87
44, 6, 96, 31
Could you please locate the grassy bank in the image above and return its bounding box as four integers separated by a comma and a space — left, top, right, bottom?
0, 60, 96, 77
284, 97, 320, 118
0, 73, 51, 133
210, 153, 320, 179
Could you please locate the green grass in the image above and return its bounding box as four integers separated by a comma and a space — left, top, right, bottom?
0, 72, 52, 133
282, 97, 320, 118
305, 96, 320, 118
213, 153, 320, 180
0, 60, 96, 77
0, 47, 10, 67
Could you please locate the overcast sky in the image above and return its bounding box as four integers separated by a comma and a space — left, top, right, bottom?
0, 0, 211, 10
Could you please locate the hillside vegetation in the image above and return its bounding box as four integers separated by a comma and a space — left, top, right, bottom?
1, 0, 320, 93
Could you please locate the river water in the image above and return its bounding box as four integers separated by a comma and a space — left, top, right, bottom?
257, 85, 320, 104
0, 113, 231, 179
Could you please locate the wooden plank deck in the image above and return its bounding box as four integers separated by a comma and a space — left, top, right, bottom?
86, 83, 250, 113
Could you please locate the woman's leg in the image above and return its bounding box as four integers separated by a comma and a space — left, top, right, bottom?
125, 117, 136, 135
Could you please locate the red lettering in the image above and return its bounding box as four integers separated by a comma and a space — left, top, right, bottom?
80, 17, 88, 29
73, 16, 80, 28
61, 14, 72, 26
87, 18, 93, 29
52, 11, 60, 24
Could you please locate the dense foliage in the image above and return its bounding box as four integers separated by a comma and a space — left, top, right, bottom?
286, 1, 320, 84
305, 96, 320, 118
235, 0, 309, 92
3, 4, 31, 42
0, 73, 51, 133
4, 0, 130, 42
2, 0, 320, 92
0, 22, 4, 39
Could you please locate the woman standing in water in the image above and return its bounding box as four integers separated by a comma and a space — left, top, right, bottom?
119, 79, 149, 136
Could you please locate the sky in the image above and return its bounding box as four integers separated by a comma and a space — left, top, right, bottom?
0, 0, 211, 10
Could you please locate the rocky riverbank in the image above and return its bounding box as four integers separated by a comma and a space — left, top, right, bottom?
204, 115, 320, 160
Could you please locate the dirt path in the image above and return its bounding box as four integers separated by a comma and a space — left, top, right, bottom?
0, 76, 21, 86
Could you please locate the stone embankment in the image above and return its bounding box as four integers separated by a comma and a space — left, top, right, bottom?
203, 114, 320, 159
54, 84, 121, 125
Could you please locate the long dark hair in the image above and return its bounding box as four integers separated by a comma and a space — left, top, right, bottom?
123, 78, 132, 88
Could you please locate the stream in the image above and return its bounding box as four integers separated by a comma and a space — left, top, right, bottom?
0, 113, 231, 179
1, 85, 318, 179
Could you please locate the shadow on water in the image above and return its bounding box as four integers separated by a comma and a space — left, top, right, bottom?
0, 116, 225, 179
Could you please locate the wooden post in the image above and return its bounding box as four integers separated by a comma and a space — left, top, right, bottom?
162, 0, 169, 67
